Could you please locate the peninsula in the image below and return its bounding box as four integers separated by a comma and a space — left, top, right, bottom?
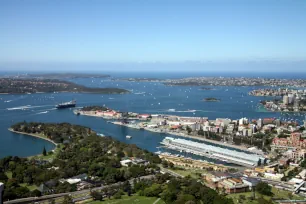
249, 88, 306, 96
163, 77, 306, 87
0, 78, 129, 94
24, 73, 110, 79
2, 122, 166, 202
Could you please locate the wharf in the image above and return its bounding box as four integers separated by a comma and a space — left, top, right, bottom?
111, 121, 263, 155
158, 153, 229, 172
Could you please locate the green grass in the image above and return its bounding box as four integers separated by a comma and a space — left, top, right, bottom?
5, 171, 12, 179
87, 195, 164, 204
226, 187, 304, 204
29, 144, 64, 160
20, 183, 38, 191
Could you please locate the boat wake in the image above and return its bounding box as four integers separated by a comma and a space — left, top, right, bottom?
7, 105, 31, 110
164, 109, 197, 113
134, 92, 146, 95
35, 111, 49, 115
6, 104, 54, 111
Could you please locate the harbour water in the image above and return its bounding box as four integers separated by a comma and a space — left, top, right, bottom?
0, 72, 306, 159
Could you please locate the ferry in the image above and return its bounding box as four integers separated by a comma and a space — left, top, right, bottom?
56, 100, 76, 109
126, 135, 132, 139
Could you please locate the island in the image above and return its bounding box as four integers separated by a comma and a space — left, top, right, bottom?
203, 97, 220, 102
0, 78, 129, 94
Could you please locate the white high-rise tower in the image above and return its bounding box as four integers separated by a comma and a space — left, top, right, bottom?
0, 182, 4, 204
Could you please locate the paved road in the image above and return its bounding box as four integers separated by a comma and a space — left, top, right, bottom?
4, 175, 155, 204
160, 167, 184, 178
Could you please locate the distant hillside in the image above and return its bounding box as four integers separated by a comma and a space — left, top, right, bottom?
0, 78, 129, 94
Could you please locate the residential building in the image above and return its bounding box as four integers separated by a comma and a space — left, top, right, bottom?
0, 182, 3, 204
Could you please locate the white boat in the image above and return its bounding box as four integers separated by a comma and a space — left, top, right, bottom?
126, 135, 132, 139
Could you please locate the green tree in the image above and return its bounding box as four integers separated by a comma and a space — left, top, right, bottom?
143, 184, 162, 197
257, 159, 262, 166
113, 191, 122, 199
186, 126, 192, 134
42, 147, 47, 156
256, 182, 273, 196
30, 189, 42, 197
91, 191, 103, 201
301, 159, 306, 168
0, 172, 8, 182
198, 129, 204, 136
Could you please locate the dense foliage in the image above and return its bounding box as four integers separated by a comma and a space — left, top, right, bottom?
90, 174, 234, 204
3, 122, 234, 203
1, 122, 161, 201
256, 182, 273, 196
137, 175, 234, 204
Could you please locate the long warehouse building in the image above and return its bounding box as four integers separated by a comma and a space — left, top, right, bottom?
161, 137, 266, 167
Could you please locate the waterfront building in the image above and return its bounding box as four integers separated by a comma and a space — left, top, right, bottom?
257, 118, 263, 128
239, 118, 248, 125
216, 118, 231, 126
0, 182, 3, 204
275, 119, 281, 127
161, 137, 265, 167
283, 95, 289, 105
294, 97, 300, 108
263, 118, 275, 125
288, 94, 295, 104
226, 124, 235, 134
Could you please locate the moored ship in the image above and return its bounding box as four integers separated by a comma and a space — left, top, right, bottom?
56, 100, 76, 109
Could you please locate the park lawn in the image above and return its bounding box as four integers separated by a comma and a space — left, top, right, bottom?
29, 144, 64, 160
20, 183, 38, 191
226, 187, 304, 204
88, 195, 164, 204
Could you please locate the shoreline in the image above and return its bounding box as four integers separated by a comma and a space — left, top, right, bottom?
74, 112, 262, 154
8, 128, 58, 147
0, 90, 129, 95
110, 121, 262, 155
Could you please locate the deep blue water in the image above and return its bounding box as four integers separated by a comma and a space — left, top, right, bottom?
0, 72, 305, 159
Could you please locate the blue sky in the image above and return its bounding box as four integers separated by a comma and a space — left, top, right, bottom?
0, 0, 306, 71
